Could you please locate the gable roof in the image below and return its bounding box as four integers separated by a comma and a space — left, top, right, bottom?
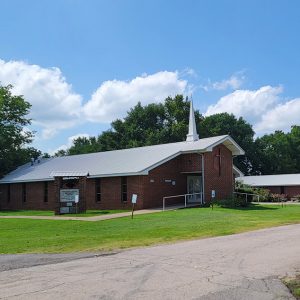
237, 174, 300, 187
233, 165, 244, 177
0, 135, 244, 184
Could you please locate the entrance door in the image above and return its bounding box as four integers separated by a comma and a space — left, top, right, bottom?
187, 176, 203, 203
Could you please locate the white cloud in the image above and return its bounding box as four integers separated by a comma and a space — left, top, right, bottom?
212, 74, 245, 90
204, 85, 300, 135
0, 59, 82, 139
205, 86, 282, 122
201, 73, 245, 91
254, 98, 300, 134
50, 133, 90, 154
83, 71, 187, 122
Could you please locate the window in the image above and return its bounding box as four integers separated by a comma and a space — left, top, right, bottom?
7, 184, 10, 203
121, 177, 127, 202
95, 178, 101, 202
22, 183, 27, 203
44, 182, 48, 203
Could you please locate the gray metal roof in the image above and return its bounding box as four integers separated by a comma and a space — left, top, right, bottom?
237, 174, 300, 187
0, 135, 244, 184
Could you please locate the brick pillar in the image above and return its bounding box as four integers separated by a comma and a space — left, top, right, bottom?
78, 176, 87, 213
54, 176, 63, 215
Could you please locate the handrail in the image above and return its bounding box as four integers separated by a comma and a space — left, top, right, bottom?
163, 192, 203, 211
233, 192, 260, 202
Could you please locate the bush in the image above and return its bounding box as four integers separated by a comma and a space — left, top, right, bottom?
270, 193, 288, 202
235, 181, 271, 202
253, 188, 271, 202
214, 196, 248, 208
293, 195, 300, 202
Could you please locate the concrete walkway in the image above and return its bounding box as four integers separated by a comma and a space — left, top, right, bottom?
0, 204, 194, 222
1, 224, 299, 299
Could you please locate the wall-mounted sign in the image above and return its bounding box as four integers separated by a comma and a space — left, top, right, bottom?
164, 179, 172, 183
60, 189, 79, 202
172, 181, 176, 186
74, 195, 79, 203
132, 194, 137, 204
211, 190, 216, 198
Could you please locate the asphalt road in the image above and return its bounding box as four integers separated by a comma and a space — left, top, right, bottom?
1, 224, 300, 299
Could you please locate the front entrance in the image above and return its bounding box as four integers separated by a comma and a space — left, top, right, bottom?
187, 176, 203, 203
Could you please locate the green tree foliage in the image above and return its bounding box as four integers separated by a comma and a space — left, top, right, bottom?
253, 126, 300, 174
65, 95, 203, 155
62, 95, 254, 174
198, 113, 255, 174
0, 84, 40, 177
57, 95, 300, 175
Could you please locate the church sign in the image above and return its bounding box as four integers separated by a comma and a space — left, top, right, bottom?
60, 189, 79, 202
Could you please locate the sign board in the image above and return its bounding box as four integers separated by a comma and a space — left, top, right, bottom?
60, 207, 70, 214
74, 195, 79, 203
211, 190, 216, 198
60, 189, 79, 202
131, 194, 137, 204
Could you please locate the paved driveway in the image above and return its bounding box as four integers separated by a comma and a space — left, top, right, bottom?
1, 224, 300, 299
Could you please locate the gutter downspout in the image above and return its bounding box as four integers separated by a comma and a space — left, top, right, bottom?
201, 153, 205, 204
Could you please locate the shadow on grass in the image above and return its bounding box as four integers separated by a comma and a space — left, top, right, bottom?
218, 203, 279, 211
87, 211, 112, 215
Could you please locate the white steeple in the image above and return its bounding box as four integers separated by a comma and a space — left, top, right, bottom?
186, 99, 199, 142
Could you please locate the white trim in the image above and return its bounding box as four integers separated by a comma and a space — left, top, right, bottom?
0, 178, 54, 184
233, 165, 244, 177
206, 135, 245, 156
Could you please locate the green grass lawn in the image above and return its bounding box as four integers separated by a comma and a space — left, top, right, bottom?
0, 204, 300, 254
0, 209, 129, 217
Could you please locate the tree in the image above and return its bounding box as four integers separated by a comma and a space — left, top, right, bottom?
60, 95, 202, 156
0, 84, 38, 177
198, 113, 255, 174
63, 96, 255, 175
56, 95, 300, 175
253, 127, 300, 175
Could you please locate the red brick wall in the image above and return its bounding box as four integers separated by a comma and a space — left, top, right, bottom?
142, 153, 203, 208
85, 176, 145, 210
204, 144, 233, 202
261, 186, 300, 197
0, 181, 56, 210
180, 153, 202, 173
0, 147, 234, 210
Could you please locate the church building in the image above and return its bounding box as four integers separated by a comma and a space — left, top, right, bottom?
0, 102, 244, 213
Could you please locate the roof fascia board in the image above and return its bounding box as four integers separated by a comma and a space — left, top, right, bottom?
89, 171, 148, 178
0, 178, 54, 184
206, 136, 245, 155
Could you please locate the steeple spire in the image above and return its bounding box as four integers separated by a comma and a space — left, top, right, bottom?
186, 98, 199, 142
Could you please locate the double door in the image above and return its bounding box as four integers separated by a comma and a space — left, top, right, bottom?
187, 176, 203, 203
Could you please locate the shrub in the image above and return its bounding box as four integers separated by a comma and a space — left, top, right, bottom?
293, 195, 300, 202
214, 196, 248, 208
270, 193, 288, 202
235, 181, 270, 202
253, 188, 271, 202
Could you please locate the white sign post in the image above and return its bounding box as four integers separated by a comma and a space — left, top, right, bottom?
211, 190, 216, 210
131, 194, 137, 219
74, 195, 79, 214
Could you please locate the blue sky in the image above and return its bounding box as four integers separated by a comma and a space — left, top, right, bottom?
1, 0, 300, 153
